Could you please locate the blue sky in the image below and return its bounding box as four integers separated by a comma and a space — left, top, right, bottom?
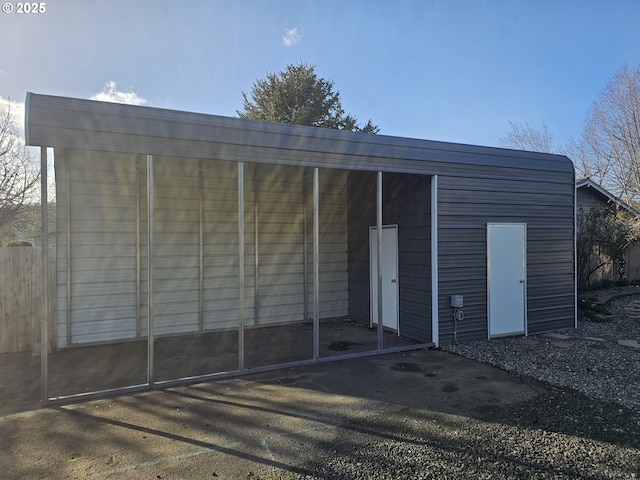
2, 0, 640, 149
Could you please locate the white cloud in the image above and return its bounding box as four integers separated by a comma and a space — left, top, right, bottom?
90, 81, 147, 105
282, 27, 301, 47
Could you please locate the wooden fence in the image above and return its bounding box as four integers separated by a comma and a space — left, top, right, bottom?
0, 246, 56, 354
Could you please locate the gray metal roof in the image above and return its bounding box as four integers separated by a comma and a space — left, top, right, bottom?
25, 92, 574, 176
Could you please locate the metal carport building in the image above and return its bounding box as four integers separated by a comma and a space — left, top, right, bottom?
25, 92, 576, 404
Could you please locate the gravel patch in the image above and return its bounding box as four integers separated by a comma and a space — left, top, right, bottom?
258, 293, 640, 480
443, 295, 640, 410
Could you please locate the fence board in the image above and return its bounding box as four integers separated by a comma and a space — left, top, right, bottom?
0, 247, 56, 354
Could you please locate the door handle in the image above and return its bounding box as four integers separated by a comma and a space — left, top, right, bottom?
391, 278, 397, 283
519, 280, 525, 283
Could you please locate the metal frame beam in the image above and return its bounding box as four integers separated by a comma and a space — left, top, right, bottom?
238, 162, 245, 370
65, 155, 71, 346
313, 168, 320, 360
136, 157, 141, 338
376, 171, 383, 350
146, 154, 155, 387
40, 147, 49, 405
199, 160, 204, 331
254, 164, 260, 326
431, 175, 439, 346
302, 169, 308, 322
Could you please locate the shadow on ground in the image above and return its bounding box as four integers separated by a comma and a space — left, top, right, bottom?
1, 348, 639, 479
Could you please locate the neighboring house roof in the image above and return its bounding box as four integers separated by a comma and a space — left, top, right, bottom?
576, 177, 640, 217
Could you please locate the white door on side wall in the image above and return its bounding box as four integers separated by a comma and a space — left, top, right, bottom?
370, 225, 399, 333
487, 223, 526, 338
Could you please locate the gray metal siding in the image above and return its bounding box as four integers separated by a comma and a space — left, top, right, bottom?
148, 157, 200, 335
385, 173, 432, 342
255, 164, 306, 325
347, 172, 376, 325
437, 171, 575, 344
56, 149, 139, 347
202, 159, 253, 330
347, 171, 432, 342
35, 93, 575, 349
55, 151, 350, 347
308, 169, 350, 319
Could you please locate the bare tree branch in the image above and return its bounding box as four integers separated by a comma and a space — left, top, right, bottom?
499, 120, 556, 154
0, 103, 40, 243
579, 64, 640, 205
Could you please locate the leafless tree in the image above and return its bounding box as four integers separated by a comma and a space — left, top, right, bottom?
577, 63, 640, 205
0, 104, 40, 243
499, 120, 557, 154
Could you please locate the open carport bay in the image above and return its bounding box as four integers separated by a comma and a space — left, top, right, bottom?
1, 349, 639, 479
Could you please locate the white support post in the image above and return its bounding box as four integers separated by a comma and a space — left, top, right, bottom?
199, 160, 204, 331
431, 175, 439, 346
254, 165, 260, 326
238, 162, 245, 370
40, 146, 48, 405
377, 172, 383, 350
135, 157, 141, 338
66, 162, 71, 346
313, 168, 320, 360
147, 154, 155, 387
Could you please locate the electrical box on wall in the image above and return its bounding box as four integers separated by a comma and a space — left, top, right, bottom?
450, 295, 463, 308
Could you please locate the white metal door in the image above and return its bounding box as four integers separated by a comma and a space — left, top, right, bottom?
370, 225, 399, 332
487, 223, 526, 338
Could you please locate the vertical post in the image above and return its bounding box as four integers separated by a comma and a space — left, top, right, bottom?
431, 175, 439, 346
377, 171, 383, 350
238, 162, 245, 370
199, 160, 204, 331
313, 168, 320, 360
302, 169, 308, 322
40, 147, 48, 405
573, 173, 578, 329
66, 162, 71, 346
147, 154, 155, 387
136, 157, 141, 338
254, 164, 259, 326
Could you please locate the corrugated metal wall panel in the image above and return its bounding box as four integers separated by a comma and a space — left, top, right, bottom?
436, 170, 575, 345
347, 172, 376, 325
314, 169, 349, 319
44, 94, 575, 351
151, 157, 200, 336
347, 171, 432, 342
54, 144, 67, 303
254, 164, 306, 325
57, 149, 139, 347
440, 177, 575, 195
